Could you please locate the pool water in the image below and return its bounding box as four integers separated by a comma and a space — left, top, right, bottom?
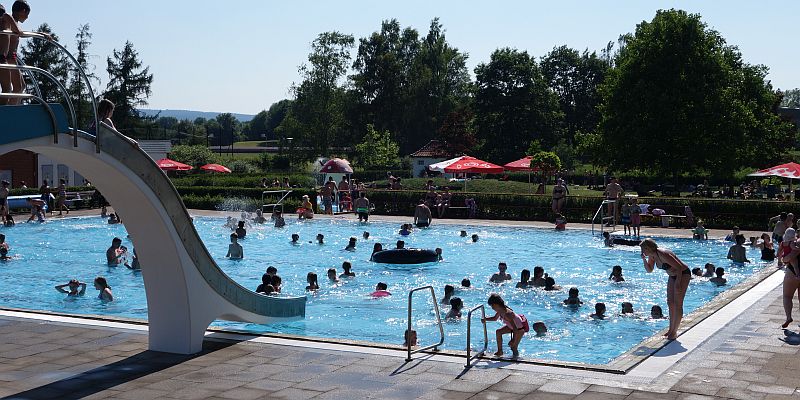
0, 216, 767, 365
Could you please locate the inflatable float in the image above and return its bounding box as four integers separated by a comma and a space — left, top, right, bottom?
371, 248, 440, 264
612, 238, 642, 246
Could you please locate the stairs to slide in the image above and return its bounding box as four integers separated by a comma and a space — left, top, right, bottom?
0, 103, 307, 354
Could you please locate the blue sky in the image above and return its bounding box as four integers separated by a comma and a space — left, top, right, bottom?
26, 0, 800, 115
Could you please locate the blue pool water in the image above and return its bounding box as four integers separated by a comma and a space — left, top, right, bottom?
0, 216, 766, 364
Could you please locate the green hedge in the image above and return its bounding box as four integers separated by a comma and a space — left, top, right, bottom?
170, 173, 316, 188
364, 190, 789, 230
177, 186, 316, 212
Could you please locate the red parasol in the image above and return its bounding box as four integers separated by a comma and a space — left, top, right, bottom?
443, 156, 504, 174
157, 158, 192, 171
503, 156, 541, 172
748, 162, 800, 178
321, 158, 353, 174
200, 163, 232, 173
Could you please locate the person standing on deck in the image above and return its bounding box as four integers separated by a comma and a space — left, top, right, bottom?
604, 177, 624, 225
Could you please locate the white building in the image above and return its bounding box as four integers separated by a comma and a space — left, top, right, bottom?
37, 140, 172, 186
409, 140, 454, 178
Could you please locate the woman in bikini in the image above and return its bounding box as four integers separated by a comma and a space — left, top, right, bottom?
779, 234, 800, 328
551, 178, 567, 214
640, 238, 690, 340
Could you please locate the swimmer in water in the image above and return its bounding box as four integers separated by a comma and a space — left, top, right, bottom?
108, 213, 120, 225
544, 276, 561, 291
306, 272, 320, 291
94, 277, 113, 301
273, 211, 286, 228
435, 247, 443, 261
603, 231, 614, 247
55, 279, 87, 296
371, 282, 391, 297
316, 234, 324, 244
532, 321, 547, 336
490, 262, 512, 283
370, 243, 383, 260
327, 268, 339, 283
345, 237, 357, 251
516, 269, 531, 289
396, 240, 405, 249
532, 266, 547, 287
651, 305, 665, 319
460, 230, 467, 237
226, 233, 243, 259
126, 248, 140, 270
441, 284, 455, 305
563, 287, 583, 305
590, 303, 606, 319
362, 231, 370, 240
727, 235, 750, 264
703, 263, 715, 277
399, 224, 412, 236
621, 302, 634, 315
471, 234, 479, 242
106, 237, 125, 266
709, 267, 727, 286
340, 261, 355, 278
461, 278, 472, 289
235, 221, 247, 239
291, 234, 300, 244
445, 297, 463, 320
609, 265, 625, 282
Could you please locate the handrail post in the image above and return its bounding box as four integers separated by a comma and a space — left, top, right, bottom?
465, 304, 487, 367
406, 285, 445, 362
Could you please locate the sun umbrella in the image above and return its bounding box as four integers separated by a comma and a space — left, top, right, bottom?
157, 158, 192, 171
443, 156, 504, 174
320, 158, 353, 174
503, 156, 540, 172
200, 163, 232, 173
748, 162, 800, 200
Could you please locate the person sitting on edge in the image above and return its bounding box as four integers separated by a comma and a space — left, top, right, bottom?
316, 234, 324, 244
273, 211, 286, 228
399, 223, 412, 236
544, 276, 561, 291
461, 278, 472, 289
226, 233, 243, 259
725, 226, 741, 242
490, 262, 512, 283
353, 192, 370, 223
516, 269, 532, 288
340, 261, 355, 278
396, 240, 405, 249
603, 231, 614, 247
345, 237, 357, 251
703, 263, 716, 277
306, 272, 320, 291
481, 293, 528, 359
651, 305, 665, 319
414, 199, 432, 228
298, 195, 314, 220
441, 284, 455, 305
609, 265, 625, 282
554, 213, 567, 231
371, 282, 391, 297
563, 287, 583, 305
532, 321, 548, 336
471, 234, 479, 243
55, 279, 87, 296
532, 267, 547, 287
621, 302, 634, 315
327, 268, 339, 283
591, 303, 607, 319
370, 243, 383, 260
291, 234, 300, 245
94, 276, 113, 302
692, 268, 703, 277
362, 231, 370, 240
437, 187, 452, 218
692, 221, 709, 240
235, 221, 247, 239
445, 297, 463, 320
727, 234, 750, 264
710, 267, 727, 286
106, 237, 125, 266
460, 230, 468, 237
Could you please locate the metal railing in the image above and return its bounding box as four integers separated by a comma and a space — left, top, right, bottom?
261, 190, 293, 214
0, 93, 59, 140
1, 29, 99, 152
591, 199, 617, 235
465, 304, 488, 367
406, 285, 445, 362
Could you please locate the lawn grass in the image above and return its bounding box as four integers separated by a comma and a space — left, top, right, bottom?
232, 141, 266, 148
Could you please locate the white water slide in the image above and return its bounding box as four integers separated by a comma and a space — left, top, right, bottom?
0, 42, 306, 353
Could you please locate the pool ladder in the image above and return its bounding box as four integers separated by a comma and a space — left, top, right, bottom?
591, 199, 618, 236
405, 286, 489, 367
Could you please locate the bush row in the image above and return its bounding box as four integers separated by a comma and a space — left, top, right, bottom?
176, 187, 316, 212
170, 174, 316, 189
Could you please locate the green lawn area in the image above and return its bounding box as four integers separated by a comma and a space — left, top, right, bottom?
232, 141, 266, 148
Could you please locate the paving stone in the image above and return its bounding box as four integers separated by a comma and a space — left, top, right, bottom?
716, 387, 767, 400
537, 381, 589, 395
749, 384, 798, 395
439, 379, 494, 393
268, 387, 323, 400
115, 388, 171, 400
674, 394, 718, 400
573, 391, 627, 400
215, 387, 268, 400
584, 385, 632, 396
417, 389, 474, 400
468, 390, 525, 400
489, 379, 541, 395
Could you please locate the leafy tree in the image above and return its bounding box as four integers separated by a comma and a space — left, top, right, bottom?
215, 113, 241, 145
782, 88, 800, 108
529, 151, 562, 172
438, 109, 476, 155
264, 99, 292, 139
169, 145, 217, 167
474, 48, 563, 162
20, 23, 69, 102
68, 24, 100, 129
104, 41, 154, 130
598, 9, 796, 179
355, 124, 400, 168
541, 46, 608, 144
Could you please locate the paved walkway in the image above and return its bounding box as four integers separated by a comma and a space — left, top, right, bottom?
0, 281, 797, 400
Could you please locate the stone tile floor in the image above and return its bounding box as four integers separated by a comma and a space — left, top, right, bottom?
1, 284, 798, 399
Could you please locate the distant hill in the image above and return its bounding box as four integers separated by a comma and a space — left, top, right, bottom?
138, 109, 255, 122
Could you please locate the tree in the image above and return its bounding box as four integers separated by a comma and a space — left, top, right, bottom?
20, 23, 69, 102
104, 41, 154, 130
598, 9, 796, 179
215, 113, 241, 145
169, 145, 217, 167
530, 151, 562, 173
438, 109, 477, 155
69, 24, 100, 129
541, 45, 609, 144
782, 89, 800, 108
474, 48, 564, 162
355, 124, 400, 169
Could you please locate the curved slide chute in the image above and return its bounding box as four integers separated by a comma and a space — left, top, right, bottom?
0, 104, 306, 354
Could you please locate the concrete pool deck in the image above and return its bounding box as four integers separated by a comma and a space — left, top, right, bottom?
1, 208, 796, 399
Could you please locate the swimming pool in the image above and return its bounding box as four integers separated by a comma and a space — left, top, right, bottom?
0, 216, 767, 365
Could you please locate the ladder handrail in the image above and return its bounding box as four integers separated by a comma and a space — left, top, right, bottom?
261, 189, 292, 213
465, 304, 488, 367
0, 93, 58, 141
406, 285, 445, 362
591, 199, 617, 235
